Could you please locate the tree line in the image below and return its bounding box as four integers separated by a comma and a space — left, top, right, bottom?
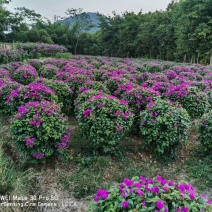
0, 0, 212, 64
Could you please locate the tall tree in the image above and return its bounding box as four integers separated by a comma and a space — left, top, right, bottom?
64, 8, 94, 54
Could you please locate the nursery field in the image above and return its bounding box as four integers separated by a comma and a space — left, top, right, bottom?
0, 48, 212, 211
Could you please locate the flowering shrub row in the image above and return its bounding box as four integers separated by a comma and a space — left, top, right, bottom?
0, 43, 68, 65
0, 49, 28, 64
15, 42, 68, 58
0, 55, 212, 157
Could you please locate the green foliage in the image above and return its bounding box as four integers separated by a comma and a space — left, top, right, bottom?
121, 87, 159, 134
17, 29, 53, 44
74, 89, 104, 113
10, 101, 70, 163
55, 73, 88, 98
55, 52, 72, 59
140, 99, 191, 158
198, 110, 212, 152
169, 87, 209, 119
28, 59, 43, 70
75, 94, 134, 154
34, 78, 74, 115
104, 77, 129, 94
145, 64, 164, 73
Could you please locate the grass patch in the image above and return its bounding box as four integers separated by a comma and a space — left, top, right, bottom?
185, 146, 212, 192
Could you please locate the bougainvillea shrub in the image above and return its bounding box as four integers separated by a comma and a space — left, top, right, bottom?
39, 64, 59, 79
198, 111, 212, 152
6, 83, 58, 114
89, 176, 212, 211
56, 73, 88, 95
75, 94, 134, 154
0, 68, 10, 78
28, 59, 44, 70
10, 101, 70, 163
35, 78, 74, 114
121, 87, 159, 134
15, 43, 68, 58
165, 86, 209, 119
140, 99, 190, 158
104, 77, 129, 94
0, 78, 22, 115
74, 89, 106, 114
12, 64, 38, 85
8, 62, 24, 72
78, 80, 110, 95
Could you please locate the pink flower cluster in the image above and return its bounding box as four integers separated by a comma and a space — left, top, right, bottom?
56, 127, 71, 150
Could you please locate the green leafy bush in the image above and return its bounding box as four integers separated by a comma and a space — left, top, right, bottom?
75, 89, 105, 114
78, 80, 110, 96
166, 86, 209, 119
145, 63, 164, 73
35, 78, 74, 114
198, 111, 212, 152
12, 64, 38, 85
104, 77, 129, 94
75, 94, 134, 154
39, 64, 59, 79
10, 101, 71, 163
140, 99, 190, 158
121, 87, 159, 134
55, 52, 72, 60
28, 60, 43, 71
89, 176, 212, 211
56, 73, 91, 99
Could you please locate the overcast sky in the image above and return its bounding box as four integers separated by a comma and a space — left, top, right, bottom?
6, 0, 172, 20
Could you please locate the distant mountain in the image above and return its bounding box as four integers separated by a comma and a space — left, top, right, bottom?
60, 12, 102, 33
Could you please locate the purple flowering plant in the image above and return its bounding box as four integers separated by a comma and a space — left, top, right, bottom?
0, 68, 10, 78
39, 64, 59, 79
34, 78, 74, 115
75, 93, 134, 154
165, 86, 209, 119
89, 176, 212, 211
140, 99, 191, 158
0, 78, 22, 115
78, 80, 110, 96
10, 101, 71, 163
12, 64, 38, 85
15, 43, 68, 59
6, 83, 58, 115
121, 87, 159, 134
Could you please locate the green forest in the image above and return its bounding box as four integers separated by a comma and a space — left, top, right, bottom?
1, 0, 212, 63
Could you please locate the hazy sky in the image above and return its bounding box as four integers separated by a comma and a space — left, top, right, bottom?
6, 0, 172, 20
